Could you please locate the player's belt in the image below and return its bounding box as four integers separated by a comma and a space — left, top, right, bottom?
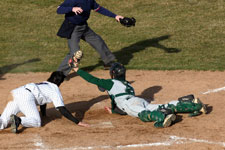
115, 93, 133, 100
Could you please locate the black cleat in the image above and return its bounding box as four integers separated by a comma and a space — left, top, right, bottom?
10, 115, 21, 133
178, 94, 195, 102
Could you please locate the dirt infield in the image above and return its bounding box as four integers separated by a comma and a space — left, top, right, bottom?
0, 70, 225, 150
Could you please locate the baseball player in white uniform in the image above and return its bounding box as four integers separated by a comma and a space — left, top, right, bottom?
70, 58, 207, 128
0, 71, 89, 133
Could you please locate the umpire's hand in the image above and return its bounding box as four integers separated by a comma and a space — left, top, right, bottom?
72, 7, 83, 15
115, 15, 124, 22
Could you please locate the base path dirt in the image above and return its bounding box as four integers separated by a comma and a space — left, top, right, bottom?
0, 70, 225, 150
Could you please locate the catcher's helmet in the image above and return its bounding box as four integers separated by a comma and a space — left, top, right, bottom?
110, 62, 126, 80
47, 71, 65, 87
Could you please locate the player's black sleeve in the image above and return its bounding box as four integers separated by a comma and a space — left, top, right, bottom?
111, 99, 127, 115
40, 104, 47, 116
56, 106, 79, 124
113, 106, 127, 115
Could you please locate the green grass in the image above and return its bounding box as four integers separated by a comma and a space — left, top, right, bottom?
0, 0, 225, 73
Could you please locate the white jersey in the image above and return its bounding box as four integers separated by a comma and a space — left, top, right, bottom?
106, 79, 179, 117
108, 79, 134, 98
107, 79, 147, 117
0, 81, 65, 129
12, 81, 64, 108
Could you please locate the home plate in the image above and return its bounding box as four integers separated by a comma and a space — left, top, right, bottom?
91, 121, 114, 128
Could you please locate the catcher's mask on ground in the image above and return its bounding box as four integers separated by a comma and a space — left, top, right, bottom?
47, 71, 65, 87
110, 62, 126, 80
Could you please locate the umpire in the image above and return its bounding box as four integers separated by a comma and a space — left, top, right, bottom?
56, 0, 124, 76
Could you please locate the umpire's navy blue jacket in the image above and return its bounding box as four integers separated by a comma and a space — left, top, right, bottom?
57, 0, 117, 25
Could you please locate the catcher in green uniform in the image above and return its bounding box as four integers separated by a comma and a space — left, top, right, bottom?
70, 53, 207, 128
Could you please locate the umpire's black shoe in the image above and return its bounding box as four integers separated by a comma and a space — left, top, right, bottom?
10, 115, 21, 133
103, 61, 114, 70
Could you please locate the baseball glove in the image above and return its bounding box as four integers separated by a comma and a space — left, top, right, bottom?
98, 86, 106, 92
119, 17, 136, 27
68, 50, 83, 68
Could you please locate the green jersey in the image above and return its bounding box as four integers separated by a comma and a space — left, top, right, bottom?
77, 69, 135, 112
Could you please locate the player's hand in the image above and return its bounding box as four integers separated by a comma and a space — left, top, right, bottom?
104, 106, 112, 114
72, 7, 83, 15
68, 50, 82, 72
115, 15, 124, 22
71, 58, 79, 72
78, 121, 90, 127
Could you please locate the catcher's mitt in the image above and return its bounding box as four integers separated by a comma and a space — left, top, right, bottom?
119, 17, 136, 27
98, 86, 106, 92
68, 50, 83, 68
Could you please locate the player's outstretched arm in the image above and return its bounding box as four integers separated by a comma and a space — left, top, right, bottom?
40, 104, 47, 117
70, 55, 113, 90
56, 106, 90, 127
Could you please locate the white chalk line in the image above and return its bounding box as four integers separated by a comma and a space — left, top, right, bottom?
41, 135, 225, 150
170, 136, 225, 147
90, 121, 114, 128
202, 86, 225, 95
33, 134, 48, 150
